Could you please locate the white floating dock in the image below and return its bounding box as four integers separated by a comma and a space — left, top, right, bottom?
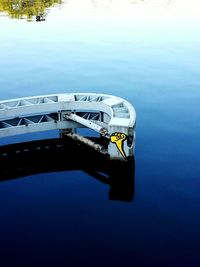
0, 93, 136, 160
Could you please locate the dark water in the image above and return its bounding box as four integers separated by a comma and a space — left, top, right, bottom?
0, 1, 200, 266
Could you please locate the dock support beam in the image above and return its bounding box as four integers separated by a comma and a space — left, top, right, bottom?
65, 132, 108, 156
64, 113, 109, 138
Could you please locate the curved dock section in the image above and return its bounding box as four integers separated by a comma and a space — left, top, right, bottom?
0, 93, 136, 160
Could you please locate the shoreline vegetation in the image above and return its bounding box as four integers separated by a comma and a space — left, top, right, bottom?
0, 0, 62, 21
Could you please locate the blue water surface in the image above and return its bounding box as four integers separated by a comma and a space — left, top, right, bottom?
0, 1, 200, 266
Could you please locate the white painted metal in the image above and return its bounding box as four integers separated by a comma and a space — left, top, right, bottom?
0, 93, 136, 160
64, 113, 109, 137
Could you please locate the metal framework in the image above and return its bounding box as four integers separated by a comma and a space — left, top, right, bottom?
0, 93, 136, 160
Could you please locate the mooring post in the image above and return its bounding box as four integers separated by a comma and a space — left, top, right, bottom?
108, 124, 135, 160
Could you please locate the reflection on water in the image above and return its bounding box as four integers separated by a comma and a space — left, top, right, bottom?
0, 137, 135, 202
0, 0, 62, 21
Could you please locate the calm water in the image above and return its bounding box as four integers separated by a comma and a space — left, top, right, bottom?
0, 0, 200, 266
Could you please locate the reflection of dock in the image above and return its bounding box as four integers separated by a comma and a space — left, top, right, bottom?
0, 138, 135, 202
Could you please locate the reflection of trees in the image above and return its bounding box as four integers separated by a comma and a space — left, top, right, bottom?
0, 0, 62, 21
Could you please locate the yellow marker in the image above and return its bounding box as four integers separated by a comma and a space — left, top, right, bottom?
110, 132, 127, 159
